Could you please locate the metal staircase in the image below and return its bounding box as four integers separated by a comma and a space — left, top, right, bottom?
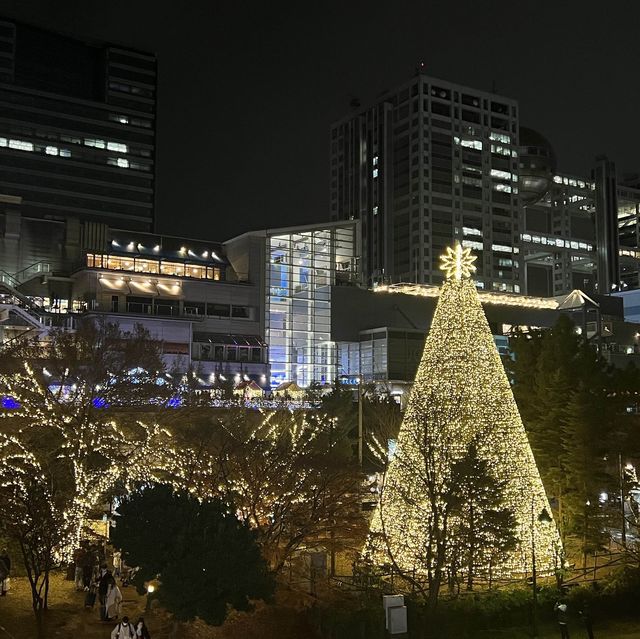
0, 270, 51, 323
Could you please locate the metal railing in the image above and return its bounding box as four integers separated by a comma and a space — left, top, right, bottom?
12, 261, 50, 284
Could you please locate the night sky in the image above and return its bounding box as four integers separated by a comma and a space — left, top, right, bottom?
2, 1, 639, 241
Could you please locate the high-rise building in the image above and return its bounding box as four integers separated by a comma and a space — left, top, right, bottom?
330, 70, 640, 298
330, 69, 522, 292
0, 18, 156, 231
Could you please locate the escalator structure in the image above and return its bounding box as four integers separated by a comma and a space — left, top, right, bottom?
0, 262, 73, 348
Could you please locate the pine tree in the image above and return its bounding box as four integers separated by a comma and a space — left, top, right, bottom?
365, 244, 560, 601
447, 442, 518, 591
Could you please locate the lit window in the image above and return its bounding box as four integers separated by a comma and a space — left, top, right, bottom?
462, 239, 483, 251
45, 145, 59, 155
463, 226, 482, 236
117, 158, 129, 168
60, 149, 71, 157
373, 206, 379, 216
185, 265, 205, 279
160, 261, 185, 277
373, 168, 378, 178
118, 116, 129, 124
107, 142, 128, 153
493, 183, 512, 193
9, 139, 34, 151
0, 137, 7, 146
489, 132, 510, 144
84, 138, 106, 149
490, 144, 511, 156
373, 156, 378, 166
461, 138, 482, 151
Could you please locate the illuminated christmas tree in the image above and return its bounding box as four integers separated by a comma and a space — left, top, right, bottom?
365, 244, 561, 590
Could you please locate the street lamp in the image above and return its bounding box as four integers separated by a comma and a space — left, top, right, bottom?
145, 579, 159, 612
531, 500, 553, 638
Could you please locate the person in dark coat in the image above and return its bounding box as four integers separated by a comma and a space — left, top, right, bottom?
134, 617, 151, 639
97, 564, 115, 621
555, 601, 570, 639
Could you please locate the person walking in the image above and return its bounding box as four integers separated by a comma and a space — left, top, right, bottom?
111, 616, 136, 639
73, 546, 86, 591
0, 549, 10, 596
113, 550, 122, 579
555, 601, 570, 639
105, 581, 123, 621
134, 617, 151, 639
97, 564, 114, 621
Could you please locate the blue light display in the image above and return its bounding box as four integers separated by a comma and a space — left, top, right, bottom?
166, 396, 182, 408
1, 396, 21, 410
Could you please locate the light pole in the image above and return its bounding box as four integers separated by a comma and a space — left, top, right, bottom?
531, 499, 553, 638
619, 453, 627, 548
357, 375, 363, 467
144, 582, 156, 613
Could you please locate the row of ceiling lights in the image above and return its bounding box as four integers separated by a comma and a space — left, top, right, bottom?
111, 239, 220, 261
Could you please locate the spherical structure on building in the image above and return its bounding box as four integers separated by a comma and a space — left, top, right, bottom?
518, 127, 557, 205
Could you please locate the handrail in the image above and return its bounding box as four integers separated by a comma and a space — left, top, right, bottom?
0, 282, 49, 317
0, 270, 20, 288
12, 260, 51, 283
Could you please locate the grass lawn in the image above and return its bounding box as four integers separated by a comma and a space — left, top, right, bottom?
0, 571, 155, 639
0, 571, 314, 639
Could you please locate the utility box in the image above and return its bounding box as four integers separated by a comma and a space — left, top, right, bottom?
388, 605, 408, 635
383, 594, 404, 629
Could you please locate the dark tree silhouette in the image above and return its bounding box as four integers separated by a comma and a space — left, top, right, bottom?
112, 484, 274, 627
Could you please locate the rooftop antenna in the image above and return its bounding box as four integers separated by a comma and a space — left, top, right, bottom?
415, 61, 426, 75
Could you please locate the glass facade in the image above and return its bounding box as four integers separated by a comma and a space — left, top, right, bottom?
266, 224, 357, 387
86, 254, 222, 280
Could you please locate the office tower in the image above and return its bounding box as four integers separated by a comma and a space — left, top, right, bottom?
0, 18, 156, 231
330, 69, 522, 293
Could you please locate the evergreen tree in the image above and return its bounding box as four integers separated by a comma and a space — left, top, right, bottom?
447, 442, 518, 590
112, 484, 274, 626
508, 314, 638, 557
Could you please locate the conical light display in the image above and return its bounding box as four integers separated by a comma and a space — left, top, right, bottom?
365, 243, 561, 579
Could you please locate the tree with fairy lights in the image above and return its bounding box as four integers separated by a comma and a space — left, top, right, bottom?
0, 436, 66, 614
0, 319, 171, 556
364, 243, 561, 603
158, 406, 367, 573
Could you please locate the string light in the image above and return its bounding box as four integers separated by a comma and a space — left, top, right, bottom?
0, 362, 170, 558
439, 242, 477, 280
373, 283, 560, 309
365, 245, 561, 580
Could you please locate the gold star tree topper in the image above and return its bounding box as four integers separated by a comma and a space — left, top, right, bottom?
439, 242, 477, 280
